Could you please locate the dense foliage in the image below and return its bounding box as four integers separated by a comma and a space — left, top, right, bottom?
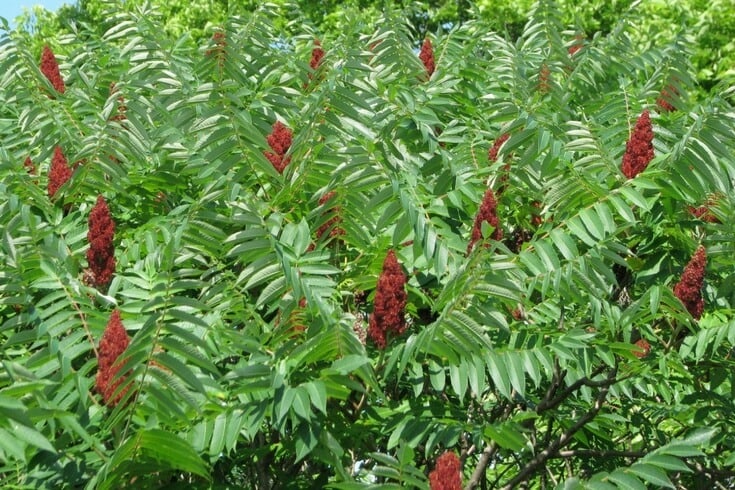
10, 0, 735, 92
1, 1, 735, 488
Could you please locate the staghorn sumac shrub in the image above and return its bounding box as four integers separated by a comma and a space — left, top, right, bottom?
1, 3, 734, 489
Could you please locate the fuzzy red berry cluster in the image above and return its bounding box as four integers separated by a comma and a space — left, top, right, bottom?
47, 146, 72, 198
488, 133, 510, 163
368, 250, 407, 349
264, 121, 293, 174
109, 82, 127, 122
419, 38, 435, 78
673, 246, 706, 319
467, 189, 502, 254
316, 191, 345, 240
310, 39, 325, 71
87, 196, 116, 291
429, 451, 462, 490
40, 45, 65, 94
621, 110, 654, 179
95, 310, 130, 406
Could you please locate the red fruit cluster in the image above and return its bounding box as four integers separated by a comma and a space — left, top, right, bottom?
109, 82, 127, 122
206, 31, 227, 65
419, 38, 435, 78
488, 133, 510, 163
264, 121, 293, 174
429, 451, 462, 490
633, 338, 651, 358
568, 34, 584, 56
539, 63, 550, 93
24, 156, 36, 175
40, 45, 65, 94
531, 201, 544, 227
316, 191, 345, 240
688, 194, 720, 223
368, 250, 407, 349
87, 196, 116, 291
467, 189, 502, 254
310, 39, 325, 71
96, 310, 130, 406
656, 84, 678, 113
47, 146, 72, 198
673, 246, 706, 319
621, 110, 654, 179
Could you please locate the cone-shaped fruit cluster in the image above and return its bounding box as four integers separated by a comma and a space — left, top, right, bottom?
264, 121, 293, 174
368, 250, 407, 349
621, 110, 654, 179
96, 310, 130, 406
40, 45, 65, 94
429, 451, 462, 490
673, 246, 706, 319
47, 146, 72, 198
467, 188, 502, 254
419, 38, 435, 78
87, 196, 116, 291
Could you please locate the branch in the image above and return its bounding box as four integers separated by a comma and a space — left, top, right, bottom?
554, 448, 645, 459
500, 367, 617, 490
464, 402, 514, 490
464, 442, 499, 490
536, 364, 606, 413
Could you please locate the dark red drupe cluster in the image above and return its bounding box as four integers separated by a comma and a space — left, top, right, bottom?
87, 196, 116, 291
657, 83, 678, 113
539, 63, 550, 93
310, 39, 325, 71
47, 146, 72, 198
673, 246, 706, 319
633, 338, 651, 358
40, 45, 65, 94
621, 110, 654, 179
96, 310, 130, 406
264, 121, 293, 174
109, 82, 127, 122
419, 38, 435, 78
467, 189, 502, 254
316, 191, 345, 240
429, 451, 462, 490
24, 156, 36, 175
367, 250, 407, 349
488, 133, 510, 163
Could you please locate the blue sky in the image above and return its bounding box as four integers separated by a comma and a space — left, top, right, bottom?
0, 0, 73, 26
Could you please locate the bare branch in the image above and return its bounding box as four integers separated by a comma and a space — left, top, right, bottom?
500, 368, 617, 490
554, 448, 645, 459
464, 441, 499, 490
465, 402, 514, 490
536, 364, 607, 413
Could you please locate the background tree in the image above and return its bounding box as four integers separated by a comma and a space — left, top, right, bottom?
7, 0, 735, 91
1, 0, 735, 488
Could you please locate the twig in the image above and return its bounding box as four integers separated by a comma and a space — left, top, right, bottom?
464, 442, 499, 490
553, 449, 645, 459
500, 368, 617, 490
536, 364, 606, 414
465, 402, 514, 490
